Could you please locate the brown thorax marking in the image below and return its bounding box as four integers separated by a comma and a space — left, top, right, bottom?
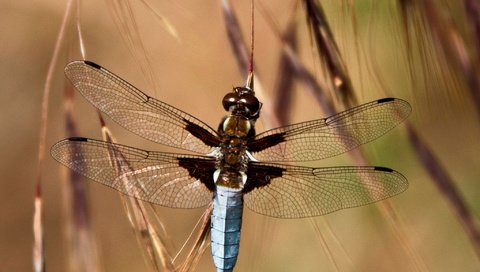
215, 169, 245, 189
222, 116, 251, 138
218, 115, 252, 169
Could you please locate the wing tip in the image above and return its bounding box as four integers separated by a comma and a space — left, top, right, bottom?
374, 166, 409, 193
377, 97, 395, 103
373, 166, 393, 172
377, 97, 412, 118
84, 60, 102, 69
68, 136, 89, 142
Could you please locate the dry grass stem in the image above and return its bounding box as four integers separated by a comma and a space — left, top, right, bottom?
420, 0, 480, 120
398, 0, 480, 259
221, 0, 280, 128
266, 4, 297, 125
62, 84, 100, 272
139, 0, 179, 40
178, 204, 213, 272
464, 0, 480, 53
309, 218, 341, 272
33, 185, 45, 272
105, 0, 160, 92
100, 121, 175, 272
406, 123, 480, 258
271, 2, 428, 270
221, 0, 251, 79
303, 0, 357, 107
34, 1, 75, 271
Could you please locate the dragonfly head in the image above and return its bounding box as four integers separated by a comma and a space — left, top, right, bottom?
222, 86, 262, 120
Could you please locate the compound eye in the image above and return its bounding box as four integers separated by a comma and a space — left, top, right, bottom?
239, 93, 260, 115
222, 92, 239, 111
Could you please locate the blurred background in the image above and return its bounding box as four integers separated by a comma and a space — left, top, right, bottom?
1, 0, 479, 271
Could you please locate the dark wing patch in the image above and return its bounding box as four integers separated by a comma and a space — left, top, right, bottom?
248, 98, 411, 162
244, 162, 408, 218
51, 137, 215, 208
247, 132, 286, 153
177, 157, 216, 192
243, 163, 286, 193
65, 60, 220, 154
183, 119, 222, 147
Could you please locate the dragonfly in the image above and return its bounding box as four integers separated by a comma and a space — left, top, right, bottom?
51, 60, 411, 272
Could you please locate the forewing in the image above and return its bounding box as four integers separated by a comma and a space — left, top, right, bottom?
51, 137, 215, 208
243, 162, 408, 218
248, 98, 411, 162
64, 61, 220, 154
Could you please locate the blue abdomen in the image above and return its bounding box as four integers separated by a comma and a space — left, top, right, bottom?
211, 186, 243, 272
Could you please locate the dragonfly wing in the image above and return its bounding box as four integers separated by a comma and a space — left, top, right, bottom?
243, 162, 408, 218
248, 98, 411, 162
51, 137, 215, 208
64, 61, 220, 154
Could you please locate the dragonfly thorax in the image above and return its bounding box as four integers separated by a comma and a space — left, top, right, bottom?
221, 115, 253, 138
212, 114, 253, 189
216, 137, 249, 169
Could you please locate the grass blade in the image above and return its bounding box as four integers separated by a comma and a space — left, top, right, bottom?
220, 0, 280, 128
258, 2, 298, 125
34, 1, 75, 271
398, 0, 480, 259
178, 204, 213, 272
99, 117, 175, 272
303, 0, 357, 107
263, 3, 428, 270
139, 0, 179, 40
33, 184, 45, 272
105, 0, 161, 93
220, 0, 250, 78
406, 123, 480, 258
62, 84, 100, 272
464, 0, 480, 52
